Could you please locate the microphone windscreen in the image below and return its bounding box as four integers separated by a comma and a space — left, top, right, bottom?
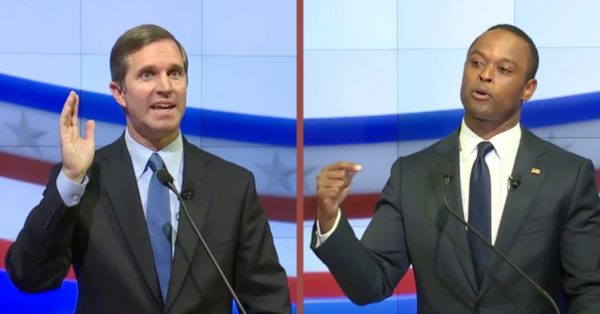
443, 163, 455, 181
510, 173, 522, 187
157, 169, 174, 187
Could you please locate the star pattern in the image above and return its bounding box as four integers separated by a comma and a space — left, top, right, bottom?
256, 151, 296, 193
6, 111, 47, 155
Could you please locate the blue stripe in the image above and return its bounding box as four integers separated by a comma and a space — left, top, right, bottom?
0, 270, 298, 313
2, 73, 600, 146
305, 295, 417, 313
0, 271, 77, 314
0, 73, 296, 147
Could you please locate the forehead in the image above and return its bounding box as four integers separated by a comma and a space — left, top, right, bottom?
125, 39, 184, 71
469, 29, 530, 64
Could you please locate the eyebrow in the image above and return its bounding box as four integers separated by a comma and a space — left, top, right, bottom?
134, 63, 185, 75
469, 50, 520, 68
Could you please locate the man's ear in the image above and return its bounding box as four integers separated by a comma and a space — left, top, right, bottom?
521, 78, 537, 102
109, 81, 127, 109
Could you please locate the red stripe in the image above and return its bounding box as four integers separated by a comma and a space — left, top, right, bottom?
304, 270, 416, 298
0, 239, 9, 269
2, 151, 600, 223
0, 151, 53, 185
304, 194, 380, 221
258, 195, 295, 222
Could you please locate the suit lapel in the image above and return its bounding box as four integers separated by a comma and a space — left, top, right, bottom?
430, 130, 479, 293
99, 136, 164, 307
480, 128, 549, 294
166, 140, 216, 309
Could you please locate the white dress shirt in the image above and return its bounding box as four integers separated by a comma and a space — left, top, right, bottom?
459, 120, 521, 244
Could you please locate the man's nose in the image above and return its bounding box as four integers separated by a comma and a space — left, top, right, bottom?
156, 73, 174, 93
478, 66, 494, 83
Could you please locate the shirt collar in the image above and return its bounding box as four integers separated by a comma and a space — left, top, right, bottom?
459, 119, 521, 162
125, 129, 184, 180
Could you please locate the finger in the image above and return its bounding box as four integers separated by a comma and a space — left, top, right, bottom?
319, 170, 360, 189
318, 186, 348, 199
60, 92, 76, 128
84, 120, 96, 141
322, 161, 362, 172
71, 92, 80, 130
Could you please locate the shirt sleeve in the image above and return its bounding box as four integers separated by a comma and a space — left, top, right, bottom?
56, 170, 87, 207
314, 209, 342, 247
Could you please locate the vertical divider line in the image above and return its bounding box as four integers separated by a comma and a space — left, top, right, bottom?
295, 0, 304, 313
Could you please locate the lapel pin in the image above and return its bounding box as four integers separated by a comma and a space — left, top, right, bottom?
531, 167, 541, 175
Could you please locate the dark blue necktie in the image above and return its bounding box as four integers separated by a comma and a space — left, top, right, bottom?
147, 153, 172, 301
468, 141, 494, 288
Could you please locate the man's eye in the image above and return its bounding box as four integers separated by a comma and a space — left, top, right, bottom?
498, 67, 511, 74
470, 60, 483, 67
169, 70, 182, 77
141, 71, 153, 79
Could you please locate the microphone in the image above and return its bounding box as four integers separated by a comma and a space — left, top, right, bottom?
181, 189, 194, 200
441, 165, 559, 314
157, 169, 248, 314
509, 173, 521, 189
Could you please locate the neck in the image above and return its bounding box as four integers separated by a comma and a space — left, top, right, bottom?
464, 117, 519, 140
127, 127, 179, 151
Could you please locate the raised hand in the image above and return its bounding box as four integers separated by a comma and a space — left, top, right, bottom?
59, 91, 96, 183
316, 161, 362, 233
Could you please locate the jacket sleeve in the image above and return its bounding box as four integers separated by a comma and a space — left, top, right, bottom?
311, 158, 411, 305
5, 164, 79, 293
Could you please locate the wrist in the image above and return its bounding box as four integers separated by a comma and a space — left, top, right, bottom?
62, 167, 86, 184
317, 209, 337, 233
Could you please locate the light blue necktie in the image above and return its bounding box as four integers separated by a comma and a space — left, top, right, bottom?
468, 141, 494, 288
147, 153, 172, 301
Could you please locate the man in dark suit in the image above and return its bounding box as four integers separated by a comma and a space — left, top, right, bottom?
6, 24, 291, 314
312, 24, 600, 313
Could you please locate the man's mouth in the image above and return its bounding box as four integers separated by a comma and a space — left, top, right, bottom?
472, 89, 492, 101
151, 103, 176, 110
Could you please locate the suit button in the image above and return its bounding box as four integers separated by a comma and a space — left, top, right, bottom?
473, 301, 485, 313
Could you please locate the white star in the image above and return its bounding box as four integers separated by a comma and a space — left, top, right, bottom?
256, 151, 296, 193
6, 111, 47, 155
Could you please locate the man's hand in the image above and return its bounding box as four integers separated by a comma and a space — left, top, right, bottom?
59, 91, 96, 183
316, 161, 362, 233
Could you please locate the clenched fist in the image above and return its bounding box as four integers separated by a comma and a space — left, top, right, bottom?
316, 161, 362, 233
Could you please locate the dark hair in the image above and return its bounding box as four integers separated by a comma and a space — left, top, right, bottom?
468, 24, 539, 80
110, 24, 188, 89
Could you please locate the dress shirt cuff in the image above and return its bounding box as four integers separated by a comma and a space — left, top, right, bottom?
56, 170, 88, 207
314, 209, 342, 248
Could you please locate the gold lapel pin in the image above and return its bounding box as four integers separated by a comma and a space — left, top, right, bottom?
531, 167, 541, 175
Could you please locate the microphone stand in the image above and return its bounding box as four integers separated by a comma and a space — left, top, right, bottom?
158, 170, 248, 314
442, 175, 559, 314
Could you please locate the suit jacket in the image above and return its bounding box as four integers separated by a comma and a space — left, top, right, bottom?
6, 135, 291, 314
312, 127, 600, 313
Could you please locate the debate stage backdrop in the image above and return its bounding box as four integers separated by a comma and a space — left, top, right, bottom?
2, 1, 600, 314
0, 1, 297, 313
303, 1, 600, 313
